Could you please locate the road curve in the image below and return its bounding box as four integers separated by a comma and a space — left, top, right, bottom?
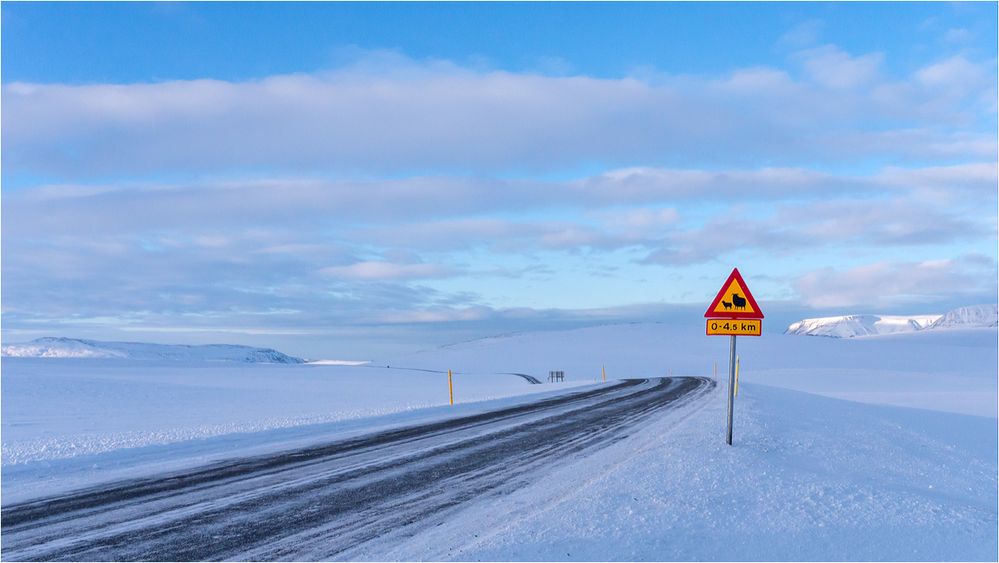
2, 376, 715, 561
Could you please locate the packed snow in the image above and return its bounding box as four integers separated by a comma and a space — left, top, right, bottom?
2, 321, 996, 560
785, 304, 998, 338
1, 337, 305, 363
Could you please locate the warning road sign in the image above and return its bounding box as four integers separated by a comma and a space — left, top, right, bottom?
704, 267, 765, 446
704, 268, 764, 320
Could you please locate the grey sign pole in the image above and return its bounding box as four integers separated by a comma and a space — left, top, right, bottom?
726, 334, 737, 445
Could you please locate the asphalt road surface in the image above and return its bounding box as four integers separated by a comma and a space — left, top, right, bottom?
2, 376, 714, 561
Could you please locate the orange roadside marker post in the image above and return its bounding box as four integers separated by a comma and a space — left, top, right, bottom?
448, 369, 454, 406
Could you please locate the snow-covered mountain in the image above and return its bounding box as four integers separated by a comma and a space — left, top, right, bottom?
927, 304, 999, 329
786, 304, 998, 337
1, 337, 305, 363
784, 314, 941, 338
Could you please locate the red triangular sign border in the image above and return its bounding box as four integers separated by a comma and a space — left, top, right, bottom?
704, 268, 764, 319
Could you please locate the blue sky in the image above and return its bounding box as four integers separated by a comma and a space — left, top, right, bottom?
2, 2, 997, 358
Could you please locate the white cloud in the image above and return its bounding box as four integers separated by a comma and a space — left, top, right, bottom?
915, 55, 985, 89
795, 45, 884, 90
3, 49, 994, 178
719, 67, 798, 94
876, 162, 998, 202
320, 261, 454, 281
778, 20, 824, 49
640, 195, 988, 266
596, 208, 680, 230
2, 161, 994, 337
1, 163, 912, 240
575, 166, 857, 203
944, 28, 974, 43
793, 257, 997, 308
4, 162, 991, 264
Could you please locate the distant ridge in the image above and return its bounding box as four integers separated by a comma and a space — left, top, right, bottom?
928, 305, 999, 329
785, 305, 998, 338
1, 337, 305, 363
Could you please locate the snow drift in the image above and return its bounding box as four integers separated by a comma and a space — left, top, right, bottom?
0, 337, 304, 363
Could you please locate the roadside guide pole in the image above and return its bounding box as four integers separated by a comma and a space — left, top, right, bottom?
448, 369, 454, 406
726, 336, 737, 445
735, 355, 740, 397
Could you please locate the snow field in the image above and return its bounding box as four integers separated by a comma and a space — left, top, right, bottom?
1, 321, 996, 560
391, 383, 997, 561
391, 323, 998, 416
1, 359, 591, 467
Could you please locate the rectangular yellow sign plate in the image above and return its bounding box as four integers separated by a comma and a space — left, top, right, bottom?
706, 318, 762, 336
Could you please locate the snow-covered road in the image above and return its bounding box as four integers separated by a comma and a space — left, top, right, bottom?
1, 376, 714, 561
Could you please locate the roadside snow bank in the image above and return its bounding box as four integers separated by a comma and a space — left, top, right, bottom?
413, 384, 998, 561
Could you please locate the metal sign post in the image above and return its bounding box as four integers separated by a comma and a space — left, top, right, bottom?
726, 335, 737, 445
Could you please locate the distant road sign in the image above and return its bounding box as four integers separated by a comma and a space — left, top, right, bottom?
706, 318, 761, 336
704, 268, 764, 320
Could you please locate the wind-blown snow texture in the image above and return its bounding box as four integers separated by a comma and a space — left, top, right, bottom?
2, 322, 996, 560
785, 304, 998, 337
1, 337, 305, 363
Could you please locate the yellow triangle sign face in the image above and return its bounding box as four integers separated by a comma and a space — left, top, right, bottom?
705, 268, 764, 320
709, 278, 757, 315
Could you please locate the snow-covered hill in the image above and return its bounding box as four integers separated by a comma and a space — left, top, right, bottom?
1, 337, 304, 363
928, 304, 999, 329
786, 304, 999, 337
784, 314, 940, 337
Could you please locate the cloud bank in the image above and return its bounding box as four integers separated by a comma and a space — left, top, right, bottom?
3, 49, 995, 179
2, 45, 996, 354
